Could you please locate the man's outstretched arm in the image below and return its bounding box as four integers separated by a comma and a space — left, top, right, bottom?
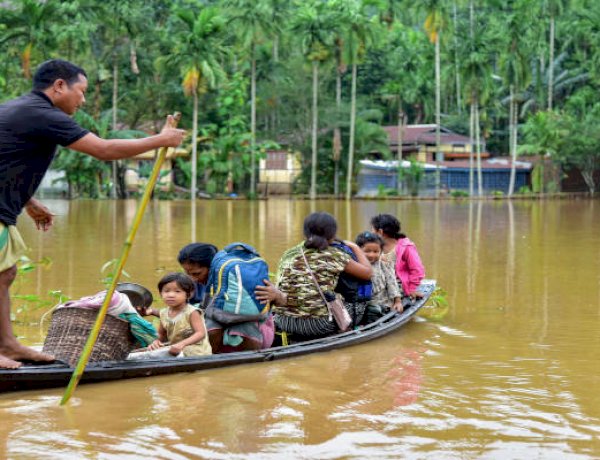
67, 115, 185, 161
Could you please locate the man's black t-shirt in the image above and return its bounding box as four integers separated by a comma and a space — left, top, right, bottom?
0, 91, 88, 225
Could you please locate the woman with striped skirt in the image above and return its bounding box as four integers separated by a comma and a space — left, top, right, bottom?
255, 212, 372, 340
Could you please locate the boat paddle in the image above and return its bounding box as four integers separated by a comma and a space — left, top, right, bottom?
60, 112, 182, 405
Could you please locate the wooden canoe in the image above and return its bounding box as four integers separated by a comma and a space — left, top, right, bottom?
0, 280, 436, 393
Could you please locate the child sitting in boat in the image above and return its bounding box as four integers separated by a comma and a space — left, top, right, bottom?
356, 231, 403, 313
129, 273, 212, 359
371, 214, 425, 300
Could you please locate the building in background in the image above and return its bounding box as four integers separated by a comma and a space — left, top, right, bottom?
383, 124, 490, 162
258, 150, 302, 195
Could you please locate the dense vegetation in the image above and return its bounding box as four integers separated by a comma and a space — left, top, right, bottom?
1, 0, 599, 197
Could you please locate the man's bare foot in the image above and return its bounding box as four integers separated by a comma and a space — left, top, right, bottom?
0, 342, 54, 364
0, 353, 21, 369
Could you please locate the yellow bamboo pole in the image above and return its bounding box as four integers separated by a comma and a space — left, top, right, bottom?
60, 113, 181, 405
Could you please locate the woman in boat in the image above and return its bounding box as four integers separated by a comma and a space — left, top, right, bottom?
370, 214, 425, 299
255, 212, 372, 339
178, 242, 219, 306
142, 242, 273, 353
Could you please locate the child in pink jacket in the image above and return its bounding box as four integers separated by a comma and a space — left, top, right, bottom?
371, 214, 425, 299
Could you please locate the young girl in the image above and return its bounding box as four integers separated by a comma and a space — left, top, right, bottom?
370, 214, 425, 299
147, 272, 212, 357
356, 232, 403, 312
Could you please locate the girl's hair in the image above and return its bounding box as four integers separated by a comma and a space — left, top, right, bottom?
370, 214, 406, 239
303, 212, 338, 250
177, 243, 218, 268
158, 272, 196, 299
355, 231, 384, 248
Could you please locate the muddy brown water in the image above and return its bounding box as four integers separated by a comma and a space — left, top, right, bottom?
1, 198, 599, 459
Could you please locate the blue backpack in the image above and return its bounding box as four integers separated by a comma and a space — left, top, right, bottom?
206, 242, 270, 316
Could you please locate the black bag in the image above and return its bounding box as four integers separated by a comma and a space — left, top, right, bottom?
363, 304, 386, 324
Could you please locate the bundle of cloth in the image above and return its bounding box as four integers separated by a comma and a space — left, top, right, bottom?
56, 290, 157, 347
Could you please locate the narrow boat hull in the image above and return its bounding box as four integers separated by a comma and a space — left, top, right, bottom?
0, 281, 435, 393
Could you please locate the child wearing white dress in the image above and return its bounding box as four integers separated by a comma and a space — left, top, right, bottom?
128, 273, 211, 360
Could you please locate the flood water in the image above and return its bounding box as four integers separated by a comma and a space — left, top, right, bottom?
2, 198, 600, 459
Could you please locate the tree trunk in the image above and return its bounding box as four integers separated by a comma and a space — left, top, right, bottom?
310, 60, 318, 200
250, 44, 257, 197
469, 0, 474, 40
396, 100, 404, 195
453, 0, 461, 114
548, 15, 555, 110
581, 170, 596, 195
508, 85, 517, 196
469, 0, 475, 196
469, 101, 475, 196
475, 100, 483, 196
333, 65, 342, 197
345, 63, 357, 201
191, 89, 198, 200
434, 35, 442, 196
111, 58, 118, 199
271, 36, 279, 133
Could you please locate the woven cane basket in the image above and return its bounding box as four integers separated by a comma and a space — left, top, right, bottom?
42, 307, 135, 366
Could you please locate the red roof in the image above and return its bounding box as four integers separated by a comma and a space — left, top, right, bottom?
384, 124, 472, 146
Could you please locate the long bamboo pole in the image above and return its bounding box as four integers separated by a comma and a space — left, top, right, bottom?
60, 112, 181, 405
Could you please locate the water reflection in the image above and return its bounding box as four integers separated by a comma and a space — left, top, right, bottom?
0, 334, 432, 458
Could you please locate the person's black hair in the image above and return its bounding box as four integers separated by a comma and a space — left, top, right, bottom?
355, 231, 384, 248
177, 243, 218, 268
303, 212, 337, 250
32, 59, 87, 91
370, 213, 406, 239
158, 272, 195, 300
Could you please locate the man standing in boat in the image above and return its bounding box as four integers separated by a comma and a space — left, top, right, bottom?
0, 59, 185, 369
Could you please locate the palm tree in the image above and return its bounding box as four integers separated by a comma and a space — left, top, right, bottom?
0, 0, 59, 79
381, 25, 431, 194
519, 51, 589, 116
329, 0, 349, 197
169, 6, 227, 200
500, 1, 531, 196
544, 0, 565, 110
460, 1, 493, 196
225, 0, 277, 197
422, 0, 447, 197
290, 1, 334, 199
80, 0, 146, 198
342, 1, 378, 200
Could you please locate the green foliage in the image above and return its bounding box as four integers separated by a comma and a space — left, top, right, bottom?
11, 256, 69, 323
0, 0, 598, 199
450, 189, 469, 198
418, 286, 449, 321
398, 156, 425, 197
100, 259, 131, 287
376, 184, 397, 197
521, 90, 600, 194
531, 164, 543, 193
518, 185, 532, 194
